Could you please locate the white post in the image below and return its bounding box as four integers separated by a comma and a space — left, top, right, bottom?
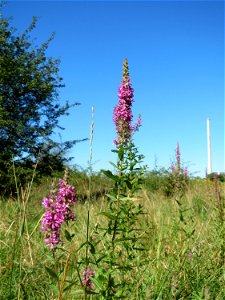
207, 118, 212, 174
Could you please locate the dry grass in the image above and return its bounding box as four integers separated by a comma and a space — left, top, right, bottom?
0, 177, 224, 299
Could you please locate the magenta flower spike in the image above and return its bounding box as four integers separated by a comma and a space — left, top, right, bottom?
41, 177, 76, 251
113, 58, 141, 147
176, 142, 181, 173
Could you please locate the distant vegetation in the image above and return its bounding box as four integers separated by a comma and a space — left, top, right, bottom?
207, 172, 225, 182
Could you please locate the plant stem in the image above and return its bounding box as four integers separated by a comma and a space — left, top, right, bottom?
58, 253, 71, 300
84, 106, 94, 300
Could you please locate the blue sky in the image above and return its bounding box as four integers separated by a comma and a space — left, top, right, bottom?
3, 1, 224, 177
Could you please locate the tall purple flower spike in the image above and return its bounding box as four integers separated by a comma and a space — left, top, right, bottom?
113, 58, 141, 147
41, 176, 76, 251
176, 142, 181, 173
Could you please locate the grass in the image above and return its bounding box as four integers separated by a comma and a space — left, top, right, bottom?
0, 172, 224, 299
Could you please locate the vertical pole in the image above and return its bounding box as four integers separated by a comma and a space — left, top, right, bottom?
207, 118, 212, 174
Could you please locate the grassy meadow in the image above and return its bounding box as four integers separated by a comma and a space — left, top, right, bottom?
0, 169, 224, 300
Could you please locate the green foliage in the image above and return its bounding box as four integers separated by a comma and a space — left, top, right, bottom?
68, 167, 112, 202
144, 167, 189, 198
0, 174, 225, 299
163, 170, 189, 198
192, 196, 208, 220
208, 172, 225, 182
143, 167, 167, 193
87, 143, 148, 298
160, 143, 189, 198
0, 11, 85, 195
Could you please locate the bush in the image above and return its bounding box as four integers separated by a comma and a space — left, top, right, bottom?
144, 168, 167, 192
207, 172, 225, 182
162, 170, 189, 198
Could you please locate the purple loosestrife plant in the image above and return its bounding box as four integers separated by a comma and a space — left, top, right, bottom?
41, 176, 76, 251
81, 266, 96, 290
113, 58, 141, 147
176, 142, 181, 173
164, 143, 189, 197
175, 143, 188, 177
95, 59, 147, 298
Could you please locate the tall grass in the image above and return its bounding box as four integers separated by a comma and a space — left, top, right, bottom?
0, 172, 224, 299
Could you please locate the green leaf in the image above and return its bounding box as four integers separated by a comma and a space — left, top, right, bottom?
106, 194, 117, 201
99, 212, 117, 220
76, 241, 87, 252
88, 241, 96, 254
50, 283, 59, 293
111, 149, 119, 154
96, 254, 107, 264
125, 179, 133, 190
64, 229, 72, 241
109, 161, 119, 169
101, 170, 117, 181
45, 267, 58, 281
118, 148, 124, 160
63, 282, 76, 292
133, 247, 146, 251
93, 276, 105, 289
176, 200, 182, 206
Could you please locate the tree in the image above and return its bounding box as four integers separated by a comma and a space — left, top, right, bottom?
0, 12, 85, 195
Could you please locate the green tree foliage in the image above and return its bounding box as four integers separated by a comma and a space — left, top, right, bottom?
207, 172, 225, 182
0, 12, 85, 195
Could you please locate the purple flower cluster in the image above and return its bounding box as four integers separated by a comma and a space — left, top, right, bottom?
113, 81, 133, 146
131, 114, 142, 133
81, 266, 96, 290
41, 178, 76, 251
171, 143, 188, 177
113, 58, 141, 146
115, 82, 134, 120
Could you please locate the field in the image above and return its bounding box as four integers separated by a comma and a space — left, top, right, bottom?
0, 169, 224, 300
1, 7, 223, 300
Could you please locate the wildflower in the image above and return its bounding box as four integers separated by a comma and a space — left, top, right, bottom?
131, 114, 142, 134
113, 139, 118, 146
176, 143, 181, 173
41, 177, 76, 251
183, 167, 188, 177
81, 266, 96, 290
113, 58, 141, 146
